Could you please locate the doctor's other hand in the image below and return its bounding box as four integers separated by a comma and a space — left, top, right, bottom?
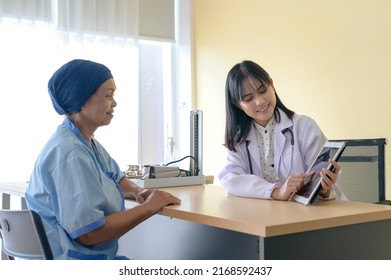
319, 160, 340, 198
271, 171, 315, 201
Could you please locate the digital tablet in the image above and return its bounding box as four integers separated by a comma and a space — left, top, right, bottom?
292, 141, 346, 205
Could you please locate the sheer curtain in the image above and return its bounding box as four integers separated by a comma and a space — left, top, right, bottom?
0, 0, 178, 181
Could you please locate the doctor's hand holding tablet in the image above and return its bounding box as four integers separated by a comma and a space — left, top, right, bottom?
290, 141, 345, 205
219, 60, 348, 204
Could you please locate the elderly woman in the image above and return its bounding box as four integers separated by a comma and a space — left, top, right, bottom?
25, 59, 180, 260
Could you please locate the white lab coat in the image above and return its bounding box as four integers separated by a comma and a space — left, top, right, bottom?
218, 109, 347, 200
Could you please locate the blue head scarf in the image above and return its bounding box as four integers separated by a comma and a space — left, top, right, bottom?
48, 59, 113, 115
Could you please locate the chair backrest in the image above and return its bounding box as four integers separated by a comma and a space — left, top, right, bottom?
332, 138, 387, 203
0, 209, 53, 260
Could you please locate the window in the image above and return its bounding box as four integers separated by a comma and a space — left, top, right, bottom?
0, 0, 193, 180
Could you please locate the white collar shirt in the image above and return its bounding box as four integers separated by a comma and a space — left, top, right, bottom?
254, 119, 277, 183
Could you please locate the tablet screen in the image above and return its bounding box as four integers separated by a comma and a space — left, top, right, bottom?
295, 146, 339, 199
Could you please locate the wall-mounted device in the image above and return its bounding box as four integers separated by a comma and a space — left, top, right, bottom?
190, 110, 203, 176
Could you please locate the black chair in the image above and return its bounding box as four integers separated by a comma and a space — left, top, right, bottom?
0, 209, 53, 260
332, 138, 387, 203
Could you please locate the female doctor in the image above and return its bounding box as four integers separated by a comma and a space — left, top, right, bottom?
218, 60, 347, 201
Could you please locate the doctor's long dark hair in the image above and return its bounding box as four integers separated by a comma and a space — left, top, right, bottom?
224, 60, 295, 152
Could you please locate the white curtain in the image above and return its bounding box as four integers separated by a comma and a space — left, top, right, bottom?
0, 0, 176, 180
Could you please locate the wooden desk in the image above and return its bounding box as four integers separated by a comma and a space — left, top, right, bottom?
120, 185, 391, 259
2, 182, 391, 259
127, 185, 391, 237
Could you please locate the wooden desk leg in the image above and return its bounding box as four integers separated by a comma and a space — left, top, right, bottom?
1, 193, 11, 260
1, 193, 11, 210
21, 197, 27, 210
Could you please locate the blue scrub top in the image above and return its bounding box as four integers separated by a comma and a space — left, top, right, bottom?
25, 118, 127, 260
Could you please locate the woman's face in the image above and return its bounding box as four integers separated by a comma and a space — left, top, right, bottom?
238, 77, 276, 127
80, 78, 117, 128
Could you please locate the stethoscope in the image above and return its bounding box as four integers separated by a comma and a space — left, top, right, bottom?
246, 127, 294, 178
